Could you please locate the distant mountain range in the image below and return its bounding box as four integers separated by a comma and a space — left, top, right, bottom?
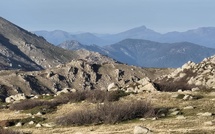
35, 26, 215, 48
58, 39, 215, 68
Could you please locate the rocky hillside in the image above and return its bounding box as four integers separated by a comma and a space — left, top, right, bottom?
0, 59, 173, 99
155, 55, 215, 91
58, 39, 215, 68
0, 17, 114, 70
0, 17, 79, 70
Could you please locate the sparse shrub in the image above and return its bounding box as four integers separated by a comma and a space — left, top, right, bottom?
9, 99, 44, 111
55, 100, 155, 126
105, 90, 130, 102
9, 99, 56, 114
20, 116, 45, 124
154, 81, 194, 92
54, 90, 129, 104
54, 91, 86, 104
9, 90, 130, 114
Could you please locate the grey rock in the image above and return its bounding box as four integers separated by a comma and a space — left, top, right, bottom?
134, 125, 151, 134
176, 115, 186, 120
35, 123, 42, 128
107, 83, 119, 91
183, 106, 194, 110
15, 122, 22, 127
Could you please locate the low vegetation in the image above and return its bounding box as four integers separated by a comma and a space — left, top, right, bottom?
9, 90, 130, 113
155, 81, 194, 92
55, 100, 155, 126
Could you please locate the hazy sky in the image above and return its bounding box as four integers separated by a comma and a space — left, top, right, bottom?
1, 0, 215, 33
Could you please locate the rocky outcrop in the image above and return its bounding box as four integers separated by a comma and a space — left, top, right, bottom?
0, 59, 158, 97
156, 55, 215, 91
5, 93, 26, 103
122, 77, 157, 93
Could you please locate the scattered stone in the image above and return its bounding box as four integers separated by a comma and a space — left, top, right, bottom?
183, 94, 193, 100
42, 123, 55, 128
134, 125, 151, 134
151, 117, 158, 120
28, 121, 34, 125
36, 112, 43, 116
26, 113, 33, 116
107, 83, 119, 91
169, 108, 178, 112
197, 112, 213, 117
191, 87, 200, 92
56, 88, 76, 95
139, 118, 146, 121
177, 89, 183, 92
183, 106, 195, 110
204, 121, 215, 126
15, 122, 22, 127
171, 94, 179, 98
5, 93, 26, 103
35, 123, 42, 128
170, 111, 181, 116
176, 115, 186, 120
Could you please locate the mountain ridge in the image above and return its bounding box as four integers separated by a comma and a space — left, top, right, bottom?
35, 26, 215, 48
58, 39, 215, 68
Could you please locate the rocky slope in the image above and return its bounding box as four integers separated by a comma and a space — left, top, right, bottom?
155, 55, 215, 91
0, 17, 79, 70
0, 59, 172, 99
0, 17, 114, 70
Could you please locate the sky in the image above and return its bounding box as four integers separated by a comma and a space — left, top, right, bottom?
1, 0, 215, 34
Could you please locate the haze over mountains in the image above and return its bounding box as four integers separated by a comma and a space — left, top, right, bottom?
58, 39, 215, 68
1, 16, 215, 69
35, 26, 215, 48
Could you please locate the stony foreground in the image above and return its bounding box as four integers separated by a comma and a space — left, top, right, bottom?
0, 89, 214, 134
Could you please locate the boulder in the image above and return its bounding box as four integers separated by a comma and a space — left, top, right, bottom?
176, 115, 186, 120
107, 83, 119, 91
5, 93, 26, 103
204, 121, 215, 126
183, 106, 194, 110
28, 121, 34, 125
35, 123, 42, 128
197, 112, 213, 117
191, 87, 200, 92
132, 77, 157, 93
170, 111, 181, 116
134, 125, 151, 134
56, 88, 76, 95
15, 122, 22, 127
